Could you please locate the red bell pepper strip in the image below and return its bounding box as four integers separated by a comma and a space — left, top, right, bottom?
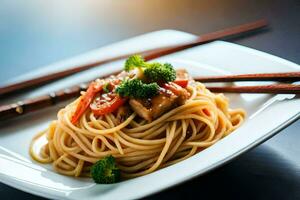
162, 80, 188, 96
173, 79, 188, 88
90, 95, 126, 116
71, 81, 103, 124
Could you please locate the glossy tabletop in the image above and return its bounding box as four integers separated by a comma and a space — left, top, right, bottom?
0, 0, 299, 199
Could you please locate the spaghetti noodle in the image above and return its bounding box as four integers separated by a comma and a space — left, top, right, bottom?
30, 56, 245, 180
30, 82, 245, 178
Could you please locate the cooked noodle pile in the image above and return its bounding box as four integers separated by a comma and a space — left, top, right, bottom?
30, 82, 245, 178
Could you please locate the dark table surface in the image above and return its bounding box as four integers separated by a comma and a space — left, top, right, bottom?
0, 0, 299, 199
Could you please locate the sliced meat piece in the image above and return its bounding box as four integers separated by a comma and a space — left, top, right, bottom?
129, 86, 189, 121
129, 99, 152, 121
129, 69, 192, 121
150, 90, 178, 119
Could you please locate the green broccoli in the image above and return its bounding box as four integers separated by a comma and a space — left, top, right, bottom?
124, 55, 177, 83
103, 82, 110, 93
91, 155, 121, 184
124, 55, 146, 72
144, 63, 176, 83
116, 79, 159, 99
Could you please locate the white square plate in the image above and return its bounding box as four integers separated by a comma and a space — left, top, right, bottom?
0, 30, 299, 200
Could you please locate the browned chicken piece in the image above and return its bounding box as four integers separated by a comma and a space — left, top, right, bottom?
129, 86, 189, 121
129, 99, 152, 121
150, 89, 179, 119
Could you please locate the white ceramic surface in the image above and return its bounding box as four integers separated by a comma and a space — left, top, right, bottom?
0, 30, 299, 200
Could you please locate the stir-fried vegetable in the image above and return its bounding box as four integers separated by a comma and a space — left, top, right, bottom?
144, 63, 176, 83
124, 55, 146, 72
173, 79, 188, 88
103, 82, 111, 93
71, 55, 188, 124
71, 81, 104, 124
124, 55, 176, 83
91, 156, 121, 184
116, 79, 159, 99
90, 94, 125, 116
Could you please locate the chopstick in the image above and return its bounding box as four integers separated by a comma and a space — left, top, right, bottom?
207, 84, 300, 94
0, 71, 299, 121
194, 72, 300, 82
0, 85, 83, 121
0, 19, 268, 97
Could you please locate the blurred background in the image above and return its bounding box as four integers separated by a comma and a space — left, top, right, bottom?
0, 0, 299, 199
0, 0, 299, 83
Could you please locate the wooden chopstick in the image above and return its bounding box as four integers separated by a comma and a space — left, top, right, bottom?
207, 84, 300, 94
0, 19, 268, 97
1, 71, 300, 121
195, 72, 300, 82
0, 83, 299, 121
0, 85, 83, 121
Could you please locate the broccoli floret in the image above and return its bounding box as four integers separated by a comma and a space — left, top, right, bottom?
103, 82, 110, 93
124, 55, 177, 83
144, 63, 176, 83
116, 79, 159, 99
124, 55, 146, 72
91, 156, 121, 184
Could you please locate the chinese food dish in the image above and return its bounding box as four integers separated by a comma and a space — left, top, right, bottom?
30, 55, 245, 183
